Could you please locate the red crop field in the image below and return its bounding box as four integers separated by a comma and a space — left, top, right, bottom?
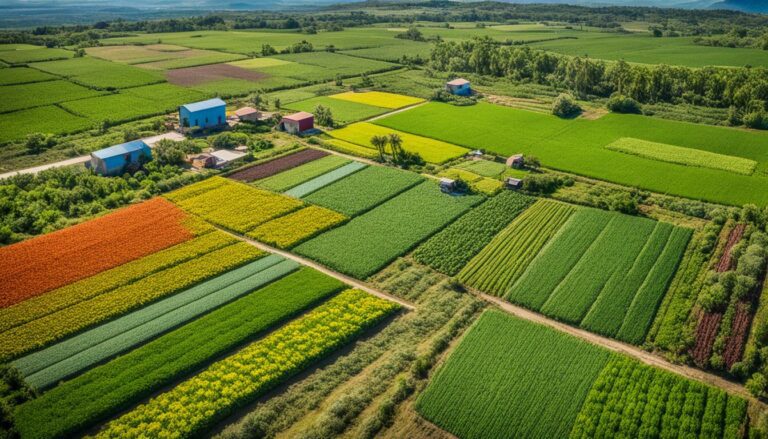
0, 198, 195, 307
228, 149, 328, 182
724, 302, 752, 369
692, 311, 723, 366
716, 224, 746, 272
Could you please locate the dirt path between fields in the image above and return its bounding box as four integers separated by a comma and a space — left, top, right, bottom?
479, 293, 761, 403
217, 228, 416, 311
365, 101, 428, 122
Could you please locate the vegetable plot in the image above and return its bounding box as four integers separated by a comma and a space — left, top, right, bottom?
228, 149, 329, 182
247, 206, 348, 249
256, 155, 350, 192
93, 289, 399, 439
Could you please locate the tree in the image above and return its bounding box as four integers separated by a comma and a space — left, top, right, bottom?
274, 98, 281, 110
370, 135, 388, 161
261, 44, 277, 56
525, 155, 541, 169
153, 140, 186, 166
251, 93, 262, 109
606, 94, 642, 114
552, 93, 582, 118
314, 105, 334, 127
25, 133, 55, 154
387, 133, 403, 162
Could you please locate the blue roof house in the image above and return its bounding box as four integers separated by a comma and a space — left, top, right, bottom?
90, 140, 152, 176
446, 78, 471, 96
179, 98, 226, 132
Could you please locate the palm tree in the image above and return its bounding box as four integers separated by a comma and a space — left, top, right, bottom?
387, 133, 403, 162
370, 135, 388, 161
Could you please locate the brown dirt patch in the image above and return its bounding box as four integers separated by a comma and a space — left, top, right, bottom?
579, 107, 608, 120
166, 63, 269, 86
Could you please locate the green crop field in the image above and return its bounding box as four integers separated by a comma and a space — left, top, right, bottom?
0, 47, 73, 64
454, 159, 507, 177
284, 96, 388, 125
256, 155, 351, 192
295, 181, 482, 278
304, 165, 424, 216
418, 310, 748, 439
31, 57, 165, 89
0, 80, 104, 113
0, 106, 93, 142
414, 191, 535, 275
0, 67, 56, 85
376, 102, 768, 205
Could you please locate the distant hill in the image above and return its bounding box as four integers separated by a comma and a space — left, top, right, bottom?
709, 0, 768, 13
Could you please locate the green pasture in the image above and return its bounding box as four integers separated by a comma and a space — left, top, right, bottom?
285, 96, 388, 125
376, 102, 768, 205
32, 57, 165, 89
0, 67, 56, 86
339, 42, 432, 62
0, 80, 104, 113
0, 106, 93, 143
0, 47, 72, 64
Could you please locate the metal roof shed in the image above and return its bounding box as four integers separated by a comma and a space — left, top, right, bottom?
179, 98, 227, 131
90, 140, 152, 176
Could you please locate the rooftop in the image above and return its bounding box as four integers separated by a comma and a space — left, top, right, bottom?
234, 107, 259, 116
92, 140, 150, 159
282, 111, 314, 122
181, 98, 226, 113
447, 78, 470, 86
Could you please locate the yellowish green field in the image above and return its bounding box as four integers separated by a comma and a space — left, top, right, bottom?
329, 91, 424, 109
329, 122, 468, 164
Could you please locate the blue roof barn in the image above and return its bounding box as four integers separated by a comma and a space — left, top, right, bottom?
179, 98, 226, 131
90, 140, 152, 176
446, 78, 471, 96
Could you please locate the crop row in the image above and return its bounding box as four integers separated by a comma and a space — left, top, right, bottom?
14, 268, 345, 439
295, 181, 482, 279
228, 149, 329, 183
16, 256, 299, 389
414, 191, 534, 276
92, 289, 399, 438
284, 161, 367, 198
171, 177, 304, 233
304, 165, 424, 217
0, 198, 196, 308
0, 80, 103, 114
32, 56, 164, 89
247, 206, 348, 249
570, 356, 747, 438
0, 242, 262, 361
0, 231, 235, 334
416, 310, 611, 439
256, 155, 350, 192
458, 199, 576, 296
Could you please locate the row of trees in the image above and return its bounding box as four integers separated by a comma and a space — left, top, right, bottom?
369, 134, 423, 168
429, 37, 768, 127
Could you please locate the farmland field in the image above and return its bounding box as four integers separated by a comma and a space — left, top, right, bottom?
31, 57, 165, 89
376, 102, 768, 205
0, 47, 72, 64
0, 80, 104, 113
256, 155, 351, 192
285, 96, 389, 124
0, 105, 92, 142
247, 206, 347, 248
283, 161, 367, 198
228, 149, 329, 182
0, 67, 56, 85
329, 91, 425, 109
295, 181, 482, 278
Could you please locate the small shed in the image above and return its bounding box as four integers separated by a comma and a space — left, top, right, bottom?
234, 107, 260, 122
210, 149, 247, 168
439, 177, 456, 193
446, 78, 471, 96
189, 153, 216, 169
179, 98, 227, 131
279, 112, 314, 134
90, 140, 152, 176
506, 177, 523, 190
506, 154, 524, 169
467, 149, 484, 158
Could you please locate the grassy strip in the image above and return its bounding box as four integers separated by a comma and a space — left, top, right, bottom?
458, 200, 575, 296
284, 161, 367, 198
304, 165, 423, 217
92, 289, 399, 438
13, 268, 345, 439
295, 181, 482, 279
416, 310, 611, 439
257, 155, 350, 192
413, 191, 535, 276
247, 206, 348, 249
18, 257, 299, 389
540, 214, 657, 324
506, 208, 613, 309
0, 232, 235, 334
0, 243, 262, 362
606, 137, 757, 175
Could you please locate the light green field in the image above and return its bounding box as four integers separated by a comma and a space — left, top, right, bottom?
285, 96, 388, 125
329, 122, 469, 164
0, 106, 92, 143
0, 67, 56, 85
376, 102, 768, 206
0, 47, 73, 64
229, 57, 293, 69
32, 57, 165, 89
0, 80, 104, 113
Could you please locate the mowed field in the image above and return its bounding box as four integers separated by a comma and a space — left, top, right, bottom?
417, 310, 748, 439
376, 102, 768, 206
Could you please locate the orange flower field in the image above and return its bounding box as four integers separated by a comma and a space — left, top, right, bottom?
0, 198, 196, 308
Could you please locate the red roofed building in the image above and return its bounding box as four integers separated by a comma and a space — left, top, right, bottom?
279, 112, 314, 134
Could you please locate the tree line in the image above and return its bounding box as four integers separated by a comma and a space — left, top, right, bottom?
429, 37, 768, 128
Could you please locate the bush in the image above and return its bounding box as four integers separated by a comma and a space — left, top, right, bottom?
521, 174, 565, 194
211, 132, 248, 149
552, 93, 582, 118
743, 110, 767, 130
606, 94, 642, 114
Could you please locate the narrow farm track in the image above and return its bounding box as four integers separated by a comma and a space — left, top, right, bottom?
216, 227, 416, 311
479, 292, 763, 404
364, 101, 428, 122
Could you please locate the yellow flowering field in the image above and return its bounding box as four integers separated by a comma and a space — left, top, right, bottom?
330, 91, 424, 109
94, 289, 399, 438
247, 205, 347, 249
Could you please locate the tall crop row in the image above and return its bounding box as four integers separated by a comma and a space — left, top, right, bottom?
0, 242, 262, 361
413, 191, 534, 275
570, 356, 746, 438
458, 199, 575, 296
93, 289, 399, 438
14, 268, 345, 439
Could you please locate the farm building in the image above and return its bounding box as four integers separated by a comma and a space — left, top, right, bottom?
188, 153, 216, 169
446, 78, 471, 96
233, 107, 260, 122
506, 177, 523, 189
179, 98, 227, 131
506, 154, 525, 169
89, 140, 152, 176
279, 112, 314, 134
439, 178, 456, 193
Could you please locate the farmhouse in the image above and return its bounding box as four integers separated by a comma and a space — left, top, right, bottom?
179, 98, 227, 131
439, 178, 456, 193
506, 154, 524, 169
279, 111, 314, 134
188, 153, 216, 169
233, 107, 260, 122
90, 140, 152, 176
446, 78, 471, 96
506, 177, 523, 189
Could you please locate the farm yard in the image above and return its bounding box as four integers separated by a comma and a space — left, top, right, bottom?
2, 3, 768, 439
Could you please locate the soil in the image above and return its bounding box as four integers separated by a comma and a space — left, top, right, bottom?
166, 63, 269, 86
227, 149, 328, 182
717, 224, 746, 272
692, 311, 724, 367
